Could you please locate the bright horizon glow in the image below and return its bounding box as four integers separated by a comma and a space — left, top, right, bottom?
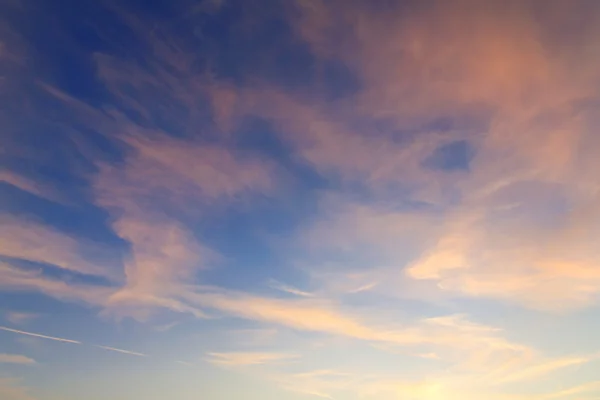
1, 0, 600, 399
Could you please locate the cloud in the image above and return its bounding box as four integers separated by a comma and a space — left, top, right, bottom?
0, 262, 114, 307
1, 326, 149, 359
94, 133, 274, 218
272, 369, 354, 399
301, 188, 600, 310
109, 219, 210, 293
238, 357, 600, 400
358, 379, 448, 400
1, 2, 599, 399
187, 290, 378, 340
4, 3, 277, 321
101, 218, 212, 320
540, 380, 600, 399
89, 110, 275, 320
0, 171, 65, 204
94, 345, 147, 357
417, 352, 440, 360
186, 289, 532, 367
268, 280, 314, 297
184, 289, 600, 398
258, 0, 600, 312
0, 215, 119, 280
0, 326, 81, 344
0, 378, 36, 400
404, 200, 600, 310
4, 312, 40, 326
491, 354, 599, 386
206, 352, 299, 367
0, 354, 36, 365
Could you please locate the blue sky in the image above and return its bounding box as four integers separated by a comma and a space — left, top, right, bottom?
2, 0, 600, 399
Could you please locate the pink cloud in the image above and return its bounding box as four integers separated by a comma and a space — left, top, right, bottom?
0, 354, 36, 365
0, 262, 114, 306
263, 0, 600, 312
0, 215, 120, 280
0, 171, 66, 204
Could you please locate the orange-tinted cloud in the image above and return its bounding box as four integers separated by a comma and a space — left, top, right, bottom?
187, 289, 532, 367
273, 0, 600, 311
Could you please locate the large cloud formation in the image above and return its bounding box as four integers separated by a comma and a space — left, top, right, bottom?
1, 0, 600, 399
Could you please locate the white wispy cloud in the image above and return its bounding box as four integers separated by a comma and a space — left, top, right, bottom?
0, 327, 147, 359
268, 280, 314, 297
0, 354, 36, 365
0, 326, 81, 344
94, 345, 147, 357
206, 351, 299, 367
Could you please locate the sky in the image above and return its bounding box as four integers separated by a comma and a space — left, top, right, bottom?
1, 0, 600, 399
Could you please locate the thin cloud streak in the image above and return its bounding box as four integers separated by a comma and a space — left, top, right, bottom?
0, 326, 81, 344
94, 345, 147, 357
207, 352, 300, 367
1, 327, 148, 359
492, 355, 597, 385
0, 171, 68, 205
268, 280, 314, 297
